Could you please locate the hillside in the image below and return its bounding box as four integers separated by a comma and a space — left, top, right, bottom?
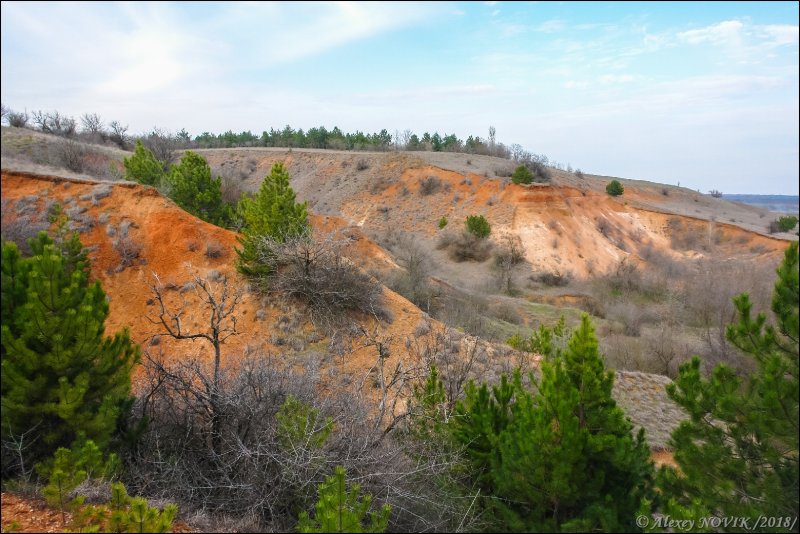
4, 129, 797, 531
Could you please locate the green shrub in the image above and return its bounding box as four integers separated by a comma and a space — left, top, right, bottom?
1, 226, 139, 477
122, 140, 165, 186
166, 151, 231, 225
771, 215, 798, 233
297, 466, 390, 533
438, 216, 448, 229
39, 441, 118, 519
465, 215, 491, 239
511, 165, 533, 185
235, 162, 309, 276
451, 315, 654, 531
606, 180, 624, 196
656, 242, 799, 525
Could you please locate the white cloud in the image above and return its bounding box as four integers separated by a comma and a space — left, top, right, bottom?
598, 74, 636, 84
534, 19, 565, 33
678, 20, 743, 45
564, 80, 588, 89
756, 24, 799, 46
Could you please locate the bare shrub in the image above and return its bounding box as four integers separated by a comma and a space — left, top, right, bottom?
219, 171, 247, 206
205, 240, 225, 259
80, 112, 103, 135
642, 324, 688, 378
600, 334, 644, 371
532, 271, 571, 287
436, 230, 493, 263
488, 301, 523, 325
0, 215, 49, 255
356, 158, 369, 171
7, 110, 29, 128
56, 139, 87, 173
114, 236, 142, 269
128, 347, 474, 532
596, 216, 613, 238
667, 217, 701, 250
661, 188, 670, 196
254, 232, 390, 331
494, 166, 513, 178
418, 175, 443, 196
108, 121, 129, 149
492, 234, 525, 293
606, 301, 646, 336
388, 234, 439, 314
31, 110, 76, 137
141, 128, 177, 170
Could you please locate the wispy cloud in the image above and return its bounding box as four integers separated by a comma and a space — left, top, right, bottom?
678, 20, 744, 45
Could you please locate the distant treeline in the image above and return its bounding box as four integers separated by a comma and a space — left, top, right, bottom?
1, 103, 577, 173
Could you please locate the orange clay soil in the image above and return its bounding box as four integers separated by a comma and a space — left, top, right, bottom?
0, 170, 431, 393
196, 148, 790, 281
0, 492, 194, 533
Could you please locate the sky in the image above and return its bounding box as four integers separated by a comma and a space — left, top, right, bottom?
1, 1, 798, 194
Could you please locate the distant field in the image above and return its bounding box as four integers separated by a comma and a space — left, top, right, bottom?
723, 194, 799, 214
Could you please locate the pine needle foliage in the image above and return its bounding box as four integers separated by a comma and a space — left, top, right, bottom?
297, 466, 390, 533
122, 140, 165, 186
452, 314, 654, 531
1, 226, 139, 476
166, 150, 231, 226
656, 242, 799, 529
235, 162, 309, 276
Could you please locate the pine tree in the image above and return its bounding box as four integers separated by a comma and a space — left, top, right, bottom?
166, 150, 231, 225
511, 165, 533, 185
657, 242, 798, 528
123, 140, 165, 186
235, 162, 309, 276
1, 231, 139, 476
297, 466, 390, 533
451, 315, 654, 531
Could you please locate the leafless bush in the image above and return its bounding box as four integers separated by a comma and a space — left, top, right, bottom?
667, 217, 701, 250
356, 158, 369, 171
488, 301, 523, 325
80, 112, 103, 135
492, 234, 525, 293
205, 240, 225, 259
436, 230, 493, 263
127, 343, 475, 532
31, 110, 76, 137
418, 175, 443, 196
254, 232, 391, 331
114, 236, 142, 269
7, 110, 29, 128
219, 172, 247, 206
531, 271, 571, 287
600, 334, 644, 371
56, 139, 87, 172
494, 166, 513, 178
606, 301, 647, 336
141, 128, 177, 169
596, 216, 613, 238
108, 121, 129, 149
388, 234, 440, 314
642, 324, 688, 378
0, 214, 49, 255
